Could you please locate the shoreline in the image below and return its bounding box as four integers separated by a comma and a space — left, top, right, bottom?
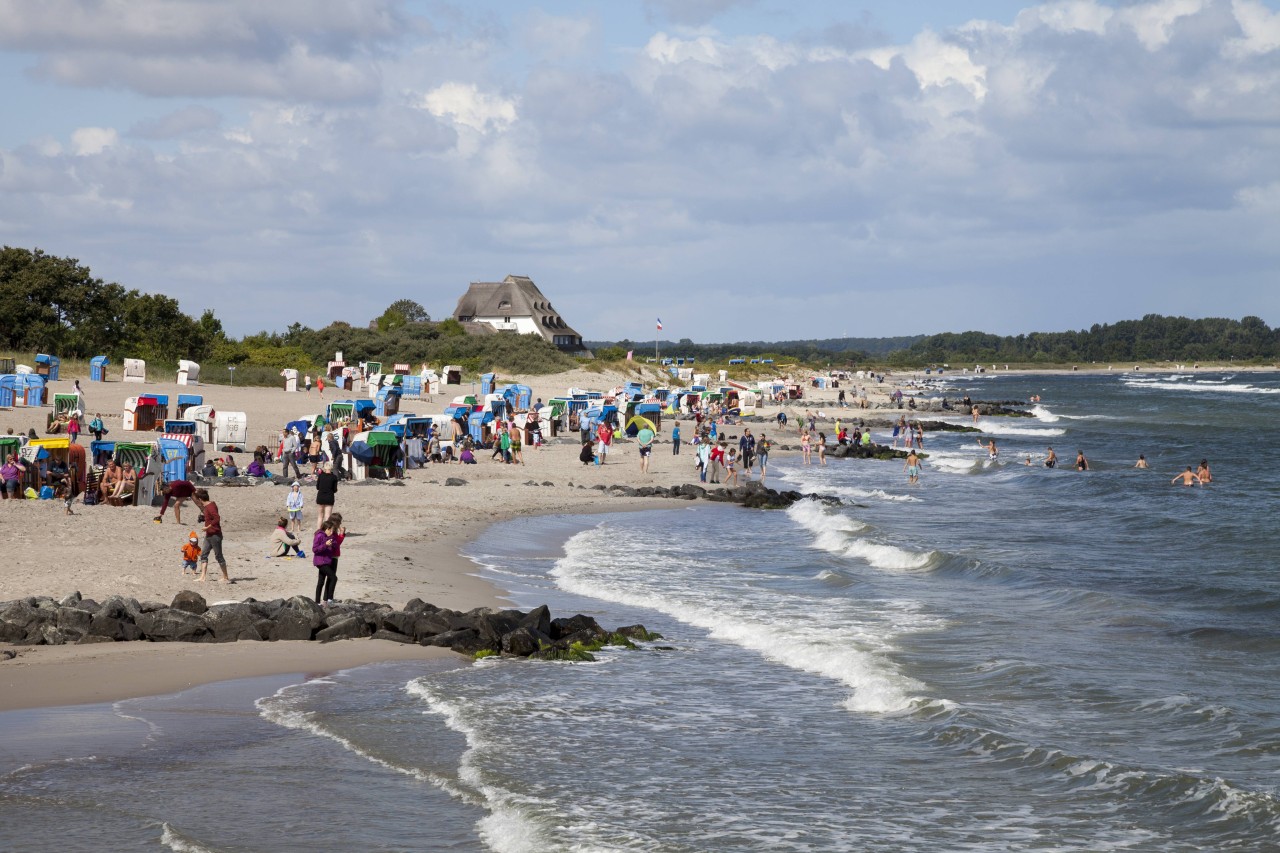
0, 496, 674, 713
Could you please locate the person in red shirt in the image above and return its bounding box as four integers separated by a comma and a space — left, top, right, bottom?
192, 488, 231, 583
596, 421, 613, 464
155, 479, 195, 524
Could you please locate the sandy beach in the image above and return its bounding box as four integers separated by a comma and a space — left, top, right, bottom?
0, 365, 857, 710
3, 360, 1259, 711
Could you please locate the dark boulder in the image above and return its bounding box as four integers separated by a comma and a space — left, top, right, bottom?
371, 629, 416, 644
56, 607, 93, 634
379, 610, 417, 636
171, 590, 208, 615
550, 614, 604, 641
269, 610, 316, 641
135, 608, 210, 642
315, 617, 371, 643
519, 605, 552, 637
205, 603, 262, 642
502, 626, 550, 657
444, 477, 467, 487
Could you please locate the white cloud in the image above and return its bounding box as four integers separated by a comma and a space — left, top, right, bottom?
418, 82, 518, 132
0, 0, 1277, 339
71, 127, 118, 156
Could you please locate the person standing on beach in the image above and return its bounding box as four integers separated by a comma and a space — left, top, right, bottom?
88, 413, 105, 441
280, 428, 302, 479
316, 376, 325, 397
67, 413, 80, 444
311, 515, 346, 604
315, 462, 338, 528
596, 421, 612, 464
304, 374, 312, 393
191, 489, 231, 583
637, 424, 655, 474
800, 431, 811, 465
671, 422, 681, 456
286, 481, 305, 539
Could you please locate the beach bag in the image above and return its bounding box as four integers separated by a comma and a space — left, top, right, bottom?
24, 487, 38, 499
39, 486, 54, 500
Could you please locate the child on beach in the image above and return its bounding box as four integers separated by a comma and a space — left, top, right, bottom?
180, 532, 201, 575
286, 481, 305, 539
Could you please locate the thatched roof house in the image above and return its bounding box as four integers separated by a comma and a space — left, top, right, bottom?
452, 275, 587, 353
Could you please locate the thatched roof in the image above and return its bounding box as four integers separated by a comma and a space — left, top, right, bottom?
452, 275, 582, 342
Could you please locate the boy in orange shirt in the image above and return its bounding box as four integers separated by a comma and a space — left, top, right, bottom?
180, 532, 202, 576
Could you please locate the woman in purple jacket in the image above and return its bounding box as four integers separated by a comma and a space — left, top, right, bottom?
311, 514, 346, 604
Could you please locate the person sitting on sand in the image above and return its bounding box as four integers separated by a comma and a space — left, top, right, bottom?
222, 456, 240, 477
1172, 467, 1199, 486
201, 458, 217, 478
246, 456, 267, 477
269, 515, 305, 558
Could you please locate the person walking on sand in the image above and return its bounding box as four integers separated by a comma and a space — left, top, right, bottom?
905, 449, 923, 484
757, 433, 771, 482
304, 374, 312, 393
1172, 467, 1200, 486
315, 462, 339, 528
191, 489, 231, 583
316, 376, 325, 397
88, 413, 106, 441
312, 514, 346, 604
280, 428, 302, 479
671, 421, 681, 456
67, 412, 80, 444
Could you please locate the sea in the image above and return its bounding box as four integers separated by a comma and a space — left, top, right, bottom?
3, 370, 1279, 852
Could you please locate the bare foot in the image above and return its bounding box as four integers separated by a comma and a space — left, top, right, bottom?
219, 577, 233, 584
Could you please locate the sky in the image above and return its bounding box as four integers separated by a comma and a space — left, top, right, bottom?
1, 0, 1278, 344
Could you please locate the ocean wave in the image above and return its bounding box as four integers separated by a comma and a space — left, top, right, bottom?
551, 528, 928, 716
936, 418, 1067, 436
406, 675, 555, 853
256, 679, 463, 796
1122, 379, 1280, 395
930, 718, 1280, 830
788, 500, 936, 571
159, 823, 218, 853
1029, 405, 1061, 423
833, 485, 923, 503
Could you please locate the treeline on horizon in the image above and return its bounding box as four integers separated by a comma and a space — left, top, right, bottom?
3, 247, 1276, 382
592, 315, 1280, 366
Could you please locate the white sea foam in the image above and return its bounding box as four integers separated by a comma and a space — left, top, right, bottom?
406, 675, 555, 853
159, 824, 218, 853
1122, 379, 1280, 395
1029, 405, 1060, 423
832, 485, 922, 503
256, 679, 462, 795
789, 501, 935, 570
920, 449, 981, 474
936, 418, 1066, 436
551, 527, 927, 716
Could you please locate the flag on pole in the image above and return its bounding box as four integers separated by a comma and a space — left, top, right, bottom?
656, 318, 663, 331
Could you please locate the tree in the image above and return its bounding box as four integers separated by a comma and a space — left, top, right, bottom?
386, 299, 430, 323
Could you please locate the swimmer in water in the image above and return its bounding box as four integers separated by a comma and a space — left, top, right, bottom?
1172, 467, 1199, 486
1135, 455, 1149, 469
1045, 447, 1058, 469
977, 437, 998, 460
1196, 459, 1212, 483
1075, 450, 1089, 471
